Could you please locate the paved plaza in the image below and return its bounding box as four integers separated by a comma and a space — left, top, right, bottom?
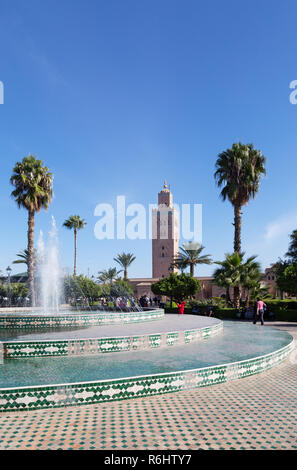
0, 322, 296, 451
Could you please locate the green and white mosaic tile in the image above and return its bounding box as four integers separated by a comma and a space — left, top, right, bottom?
0, 309, 164, 330
2, 321, 223, 358
0, 339, 293, 412
0, 322, 296, 450
1, 356, 296, 450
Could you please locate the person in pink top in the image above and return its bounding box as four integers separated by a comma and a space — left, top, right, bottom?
253, 298, 266, 326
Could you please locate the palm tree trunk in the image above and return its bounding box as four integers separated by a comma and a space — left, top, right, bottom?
245, 289, 250, 307
233, 285, 240, 309
124, 268, 127, 280
27, 210, 35, 307
234, 204, 242, 253
74, 228, 77, 277
190, 263, 194, 277
233, 205, 242, 309
226, 286, 231, 304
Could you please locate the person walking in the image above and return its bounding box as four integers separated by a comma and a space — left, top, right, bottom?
253, 297, 266, 326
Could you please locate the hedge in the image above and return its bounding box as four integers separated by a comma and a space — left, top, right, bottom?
265, 300, 297, 311
164, 307, 237, 318
164, 306, 297, 322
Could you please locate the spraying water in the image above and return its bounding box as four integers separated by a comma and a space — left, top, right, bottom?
37, 217, 61, 313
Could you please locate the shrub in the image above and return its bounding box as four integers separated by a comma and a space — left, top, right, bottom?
214, 308, 238, 319
165, 301, 177, 308
265, 300, 297, 312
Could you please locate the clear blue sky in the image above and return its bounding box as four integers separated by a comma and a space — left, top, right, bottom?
0, 0, 297, 278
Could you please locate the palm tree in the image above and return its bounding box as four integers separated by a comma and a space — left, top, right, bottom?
215, 252, 245, 308
286, 229, 297, 262
12, 249, 37, 267
172, 242, 212, 277
98, 268, 122, 284
10, 155, 53, 305
63, 215, 87, 276
241, 255, 261, 307
213, 266, 232, 304
114, 252, 136, 280
250, 282, 270, 303
214, 142, 266, 253
171, 258, 188, 273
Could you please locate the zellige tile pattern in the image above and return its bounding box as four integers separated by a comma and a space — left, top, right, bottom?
0, 358, 296, 450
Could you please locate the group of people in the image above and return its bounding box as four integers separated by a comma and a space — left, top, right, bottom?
137, 294, 268, 326
138, 296, 161, 308
100, 297, 138, 311
177, 297, 268, 325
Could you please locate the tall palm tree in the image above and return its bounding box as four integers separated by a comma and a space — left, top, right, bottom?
97, 268, 122, 284
114, 252, 136, 280
10, 156, 53, 305
63, 215, 87, 276
214, 142, 266, 253
172, 242, 212, 277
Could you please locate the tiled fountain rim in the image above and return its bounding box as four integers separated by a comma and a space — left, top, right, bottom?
2, 320, 223, 358
0, 309, 161, 316
0, 309, 164, 329
4, 318, 222, 344
1, 335, 293, 391
0, 333, 293, 411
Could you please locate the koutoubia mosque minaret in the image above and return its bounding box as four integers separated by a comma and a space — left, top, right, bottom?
152, 181, 179, 278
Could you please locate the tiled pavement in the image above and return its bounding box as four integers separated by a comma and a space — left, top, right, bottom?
0, 323, 296, 450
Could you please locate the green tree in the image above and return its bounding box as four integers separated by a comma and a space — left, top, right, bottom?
215, 252, 261, 308
213, 266, 232, 304
151, 273, 201, 305
215, 143, 266, 304
97, 268, 122, 284
215, 143, 266, 254
240, 255, 261, 307
172, 242, 212, 277
249, 281, 270, 303
110, 279, 134, 297
64, 275, 101, 305
285, 229, 297, 262
63, 215, 87, 276
275, 261, 297, 296
215, 252, 245, 308
10, 155, 53, 306
0, 283, 28, 304
114, 252, 136, 280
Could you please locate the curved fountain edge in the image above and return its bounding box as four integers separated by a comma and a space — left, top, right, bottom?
2, 319, 223, 358
0, 309, 164, 329
0, 334, 294, 412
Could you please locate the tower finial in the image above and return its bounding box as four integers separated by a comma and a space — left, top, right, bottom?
163, 180, 167, 190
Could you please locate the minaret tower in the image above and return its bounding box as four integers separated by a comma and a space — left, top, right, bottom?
152, 181, 179, 278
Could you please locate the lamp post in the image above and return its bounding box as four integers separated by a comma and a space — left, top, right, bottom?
6, 266, 12, 306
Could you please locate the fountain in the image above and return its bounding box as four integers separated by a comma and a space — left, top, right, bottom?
0, 218, 294, 412
37, 217, 61, 313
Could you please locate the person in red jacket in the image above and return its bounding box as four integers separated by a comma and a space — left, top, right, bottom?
177, 301, 186, 315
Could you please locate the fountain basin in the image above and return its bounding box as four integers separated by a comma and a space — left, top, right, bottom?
0, 322, 293, 411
